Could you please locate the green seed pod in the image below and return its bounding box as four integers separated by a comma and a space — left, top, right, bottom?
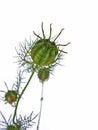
43, 48, 57, 66
32, 45, 47, 65
31, 39, 45, 56
30, 23, 69, 67
5, 90, 17, 104
7, 125, 20, 130
40, 49, 51, 65
38, 67, 50, 81
31, 39, 58, 66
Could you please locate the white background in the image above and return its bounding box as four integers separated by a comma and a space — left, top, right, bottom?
0, 0, 98, 130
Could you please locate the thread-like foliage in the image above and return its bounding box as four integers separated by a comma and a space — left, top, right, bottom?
0, 23, 70, 130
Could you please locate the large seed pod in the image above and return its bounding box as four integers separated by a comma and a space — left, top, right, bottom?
31, 39, 58, 66
38, 67, 50, 81
5, 90, 17, 104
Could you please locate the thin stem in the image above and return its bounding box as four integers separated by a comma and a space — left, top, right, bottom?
57, 42, 71, 46
49, 23, 52, 40
4, 82, 9, 91
0, 111, 8, 125
41, 22, 45, 39
59, 49, 68, 54
33, 31, 42, 39
53, 28, 64, 42
13, 69, 36, 125
36, 82, 44, 130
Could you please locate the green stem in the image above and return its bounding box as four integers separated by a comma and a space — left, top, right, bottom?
13, 69, 35, 125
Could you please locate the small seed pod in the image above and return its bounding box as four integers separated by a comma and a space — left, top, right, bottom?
5, 90, 17, 104
7, 125, 20, 130
38, 67, 50, 81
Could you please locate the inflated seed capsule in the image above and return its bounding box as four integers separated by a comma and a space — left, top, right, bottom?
31, 23, 68, 67
33, 46, 48, 65
39, 48, 51, 66
44, 48, 58, 66
38, 67, 50, 81
31, 39, 58, 66
31, 40, 44, 57
5, 90, 17, 104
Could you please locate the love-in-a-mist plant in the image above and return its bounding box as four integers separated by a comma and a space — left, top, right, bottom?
0, 23, 70, 130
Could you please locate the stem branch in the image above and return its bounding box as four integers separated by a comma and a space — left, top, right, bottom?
13, 69, 35, 125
